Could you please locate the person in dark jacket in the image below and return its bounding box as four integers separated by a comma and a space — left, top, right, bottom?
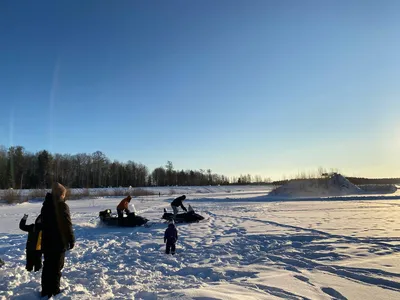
40, 184, 75, 298
171, 195, 187, 218
164, 221, 178, 255
19, 213, 43, 272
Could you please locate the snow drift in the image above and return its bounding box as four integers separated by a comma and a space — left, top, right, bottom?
269, 173, 364, 197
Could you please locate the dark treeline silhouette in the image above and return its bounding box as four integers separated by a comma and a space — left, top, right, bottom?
346, 177, 400, 185
272, 177, 400, 186
0, 146, 236, 189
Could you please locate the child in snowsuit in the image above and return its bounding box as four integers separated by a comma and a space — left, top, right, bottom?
19, 213, 43, 272
164, 221, 178, 255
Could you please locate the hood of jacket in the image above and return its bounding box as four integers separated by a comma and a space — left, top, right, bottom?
52, 182, 67, 202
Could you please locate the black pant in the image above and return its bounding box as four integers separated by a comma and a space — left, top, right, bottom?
41, 251, 65, 297
166, 241, 176, 254
117, 209, 124, 225
117, 209, 130, 225
26, 250, 42, 272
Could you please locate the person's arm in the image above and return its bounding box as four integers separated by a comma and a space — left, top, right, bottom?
19, 215, 32, 232
180, 203, 187, 212
175, 229, 178, 241
62, 203, 75, 249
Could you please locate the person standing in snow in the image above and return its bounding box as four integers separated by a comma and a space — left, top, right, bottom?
116, 195, 132, 225
19, 213, 43, 272
164, 221, 178, 255
41, 184, 75, 298
170, 195, 187, 218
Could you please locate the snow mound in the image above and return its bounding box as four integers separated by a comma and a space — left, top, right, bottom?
269, 173, 363, 197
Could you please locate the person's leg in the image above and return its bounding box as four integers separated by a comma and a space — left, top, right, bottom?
171, 243, 176, 255
117, 209, 123, 225
41, 252, 52, 297
33, 251, 42, 272
166, 242, 171, 254
26, 251, 34, 271
172, 205, 178, 218
51, 252, 65, 296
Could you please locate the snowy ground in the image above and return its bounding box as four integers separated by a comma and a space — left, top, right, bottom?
1, 186, 400, 299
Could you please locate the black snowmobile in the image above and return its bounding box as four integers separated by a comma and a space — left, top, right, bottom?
162, 205, 205, 223
99, 209, 148, 227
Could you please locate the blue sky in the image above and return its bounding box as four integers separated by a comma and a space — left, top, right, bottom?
1, 0, 400, 180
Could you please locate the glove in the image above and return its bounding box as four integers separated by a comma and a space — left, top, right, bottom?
68, 241, 75, 250
22, 214, 28, 220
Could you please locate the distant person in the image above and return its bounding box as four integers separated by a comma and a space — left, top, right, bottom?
117, 195, 132, 224
0, 258, 4, 268
41, 184, 75, 298
171, 195, 187, 218
159, 192, 161, 197
164, 220, 178, 255
19, 213, 43, 272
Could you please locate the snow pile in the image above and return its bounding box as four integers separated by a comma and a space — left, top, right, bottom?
269, 173, 363, 197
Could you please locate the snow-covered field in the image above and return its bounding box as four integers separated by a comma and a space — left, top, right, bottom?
1, 185, 400, 299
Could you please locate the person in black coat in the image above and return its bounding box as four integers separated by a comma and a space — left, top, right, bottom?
40, 184, 75, 298
19, 213, 43, 272
164, 221, 178, 255
171, 195, 187, 218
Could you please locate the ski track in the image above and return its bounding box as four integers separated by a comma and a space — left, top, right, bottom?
1, 192, 400, 299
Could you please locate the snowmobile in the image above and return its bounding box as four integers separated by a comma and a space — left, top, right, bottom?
162, 205, 205, 223
99, 209, 149, 227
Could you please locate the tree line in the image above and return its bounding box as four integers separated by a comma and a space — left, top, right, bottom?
272, 176, 400, 186
0, 145, 270, 189
346, 177, 400, 185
